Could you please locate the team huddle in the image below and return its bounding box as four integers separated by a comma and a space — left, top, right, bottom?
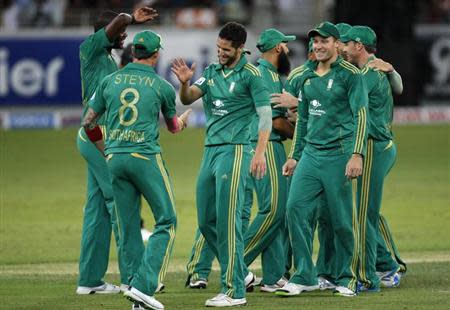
75, 6, 406, 310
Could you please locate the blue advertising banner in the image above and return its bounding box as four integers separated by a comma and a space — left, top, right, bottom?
0, 36, 85, 106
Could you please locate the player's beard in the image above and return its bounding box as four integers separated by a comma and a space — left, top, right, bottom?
221, 49, 239, 67
277, 50, 291, 76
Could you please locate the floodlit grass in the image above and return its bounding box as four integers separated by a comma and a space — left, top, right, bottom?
0, 125, 449, 309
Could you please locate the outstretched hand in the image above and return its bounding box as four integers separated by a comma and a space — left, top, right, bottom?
132, 7, 158, 24
171, 58, 196, 84
178, 108, 193, 129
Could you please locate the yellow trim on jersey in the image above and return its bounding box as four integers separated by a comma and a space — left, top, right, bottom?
340, 60, 360, 74
187, 234, 206, 276
225, 145, 243, 294
106, 154, 113, 162
361, 66, 370, 75
131, 153, 150, 161
269, 71, 279, 82
354, 107, 367, 154
348, 178, 360, 291
287, 65, 306, 80
78, 128, 87, 142
244, 63, 261, 76
289, 69, 308, 82
222, 69, 233, 78
244, 142, 278, 256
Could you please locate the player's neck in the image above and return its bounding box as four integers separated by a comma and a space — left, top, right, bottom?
135, 59, 157, 67
357, 51, 371, 69
317, 53, 338, 74
225, 54, 242, 69
261, 53, 278, 69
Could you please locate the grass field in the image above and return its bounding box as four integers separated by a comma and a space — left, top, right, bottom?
0, 125, 449, 309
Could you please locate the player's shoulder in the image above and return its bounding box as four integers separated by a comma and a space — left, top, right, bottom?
287, 65, 307, 80
158, 76, 176, 93
338, 60, 361, 75
243, 63, 262, 77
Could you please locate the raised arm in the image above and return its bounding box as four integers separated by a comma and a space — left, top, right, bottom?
171, 58, 203, 105
104, 7, 158, 42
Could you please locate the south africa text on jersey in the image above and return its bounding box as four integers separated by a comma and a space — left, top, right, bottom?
108, 129, 145, 143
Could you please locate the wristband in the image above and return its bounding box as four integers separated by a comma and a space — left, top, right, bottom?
85, 125, 103, 142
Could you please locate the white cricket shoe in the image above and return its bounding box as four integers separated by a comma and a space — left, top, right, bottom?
275, 282, 319, 296
333, 286, 357, 297
244, 271, 255, 292
189, 278, 208, 289
120, 284, 130, 292
318, 276, 337, 290
124, 287, 164, 310
260, 277, 288, 293
205, 293, 247, 307
76, 282, 121, 295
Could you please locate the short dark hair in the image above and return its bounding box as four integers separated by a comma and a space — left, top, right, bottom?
218, 22, 247, 48
132, 45, 157, 60
94, 11, 118, 32
363, 45, 377, 54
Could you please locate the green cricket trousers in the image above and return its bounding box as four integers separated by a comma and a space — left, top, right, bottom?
76, 128, 127, 286
286, 150, 359, 291
358, 139, 398, 288
107, 152, 176, 296
242, 141, 288, 285
196, 144, 251, 299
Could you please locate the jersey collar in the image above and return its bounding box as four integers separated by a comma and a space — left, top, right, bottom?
214, 53, 248, 72
125, 62, 156, 73
257, 58, 277, 73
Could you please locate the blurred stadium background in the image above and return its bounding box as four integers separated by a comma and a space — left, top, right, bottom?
0, 1, 449, 309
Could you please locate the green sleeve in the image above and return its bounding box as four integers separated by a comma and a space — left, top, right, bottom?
193, 66, 210, 95
248, 71, 270, 108
346, 72, 368, 156
80, 28, 114, 61
89, 77, 108, 116
160, 80, 177, 119
288, 87, 308, 160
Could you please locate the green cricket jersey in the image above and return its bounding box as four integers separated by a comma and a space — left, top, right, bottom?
290, 56, 368, 159
284, 61, 316, 159
90, 63, 177, 155
193, 55, 271, 146
361, 56, 394, 141
248, 58, 286, 142
80, 27, 117, 124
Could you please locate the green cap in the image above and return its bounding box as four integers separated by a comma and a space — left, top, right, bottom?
340, 26, 377, 47
257, 28, 296, 52
133, 30, 162, 57
336, 23, 352, 36
307, 21, 340, 40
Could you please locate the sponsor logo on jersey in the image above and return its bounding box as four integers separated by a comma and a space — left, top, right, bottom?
309, 99, 326, 116
229, 82, 235, 93
212, 99, 228, 116
327, 79, 334, 90
195, 77, 206, 85
208, 79, 215, 86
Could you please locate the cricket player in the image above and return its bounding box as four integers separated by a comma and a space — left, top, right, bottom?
82, 30, 191, 310
76, 7, 157, 295
277, 21, 368, 298
341, 25, 404, 290
171, 22, 272, 307
240, 28, 296, 293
